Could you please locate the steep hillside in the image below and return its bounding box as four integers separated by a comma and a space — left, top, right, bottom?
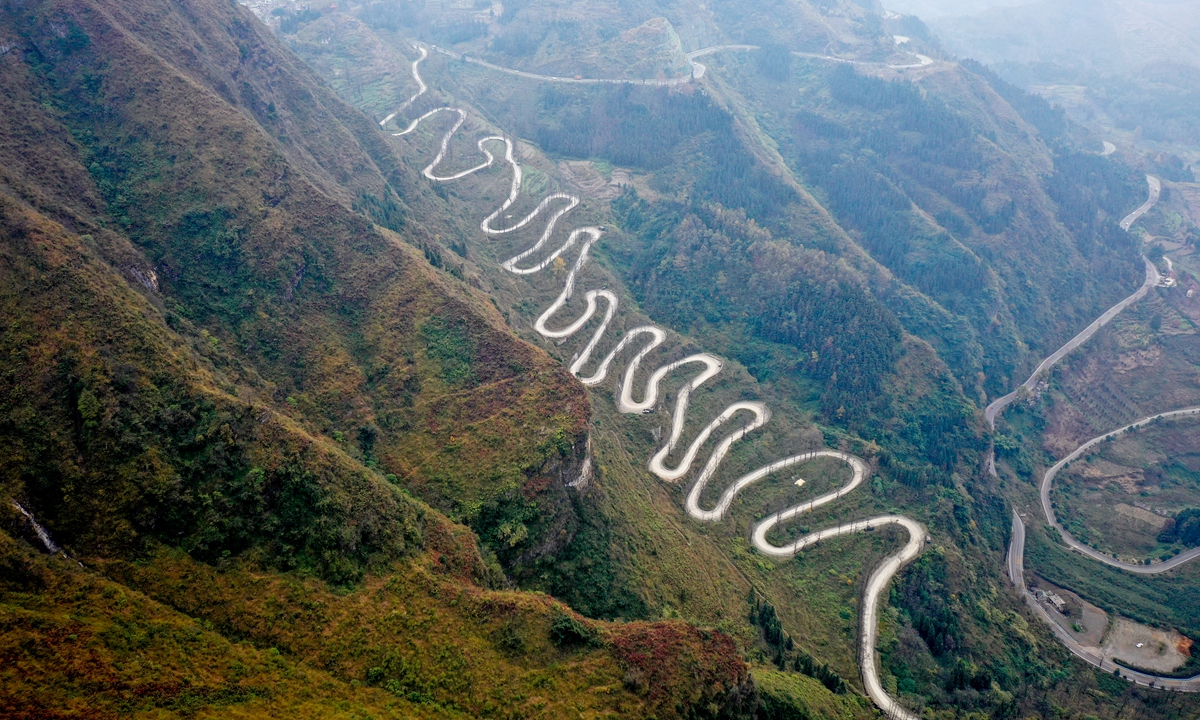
0, 0, 754, 717
900, 0, 1200, 172
277, 2, 1200, 718
5, 0, 1199, 718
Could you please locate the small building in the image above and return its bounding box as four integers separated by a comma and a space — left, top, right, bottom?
1047, 593, 1067, 612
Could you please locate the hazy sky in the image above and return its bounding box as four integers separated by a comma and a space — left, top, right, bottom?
883, 0, 1031, 20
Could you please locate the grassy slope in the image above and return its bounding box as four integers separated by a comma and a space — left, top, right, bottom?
0, 0, 755, 717
294, 13, 419, 121
381, 32, 1200, 720
296, 15, 1000, 708
345, 28, 1200, 720
0, 531, 467, 720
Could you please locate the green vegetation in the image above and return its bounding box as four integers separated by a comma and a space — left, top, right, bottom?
0, 0, 756, 716
749, 593, 848, 694
773, 60, 1142, 396
1160, 508, 1200, 547
1049, 416, 1200, 559
1028, 525, 1200, 639
350, 15, 1199, 716
4, 0, 1199, 717
752, 667, 874, 720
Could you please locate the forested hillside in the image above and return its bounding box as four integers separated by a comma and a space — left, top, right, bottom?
275, 1, 1200, 716
3, 0, 1198, 718
0, 1, 755, 717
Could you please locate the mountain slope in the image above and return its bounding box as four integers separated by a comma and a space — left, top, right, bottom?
274, 3, 1200, 718
0, 0, 755, 717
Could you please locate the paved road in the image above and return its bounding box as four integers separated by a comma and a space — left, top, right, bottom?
401, 39, 935, 96
682, 446, 924, 720
985, 257, 1160, 429
686, 44, 759, 79
1007, 512, 1200, 691
1040, 407, 1200, 573
1006, 509, 1025, 586
393, 56, 927, 720
790, 48, 934, 69
380, 45, 428, 128
1120, 175, 1162, 231
423, 42, 704, 86
983, 181, 1195, 689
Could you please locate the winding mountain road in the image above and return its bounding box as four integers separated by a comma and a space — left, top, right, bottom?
389, 39, 935, 103
1040, 408, 1200, 573
986, 174, 1197, 689
1008, 512, 1200, 691
421, 41, 711, 86
380, 45, 429, 128
1120, 175, 1162, 231
686, 44, 759, 79
985, 257, 1161, 429
390, 49, 924, 720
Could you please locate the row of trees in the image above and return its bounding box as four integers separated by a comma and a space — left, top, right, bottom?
749, 594, 848, 693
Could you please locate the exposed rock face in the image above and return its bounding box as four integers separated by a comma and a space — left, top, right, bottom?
511, 432, 593, 570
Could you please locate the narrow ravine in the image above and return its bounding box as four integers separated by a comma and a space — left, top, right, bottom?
389, 48, 926, 720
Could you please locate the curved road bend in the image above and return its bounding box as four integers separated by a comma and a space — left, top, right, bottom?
1102, 141, 1117, 156
1007, 512, 1200, 691
987, 175, 1163, 431
392, 52, 927, 720
985, 257, 1161, 429
790, 48, 934, 69
1040, 407, 1200, 573
380, 45, 429, 128
686, 448, 926, 720
1121, 175, 1162, 231
422, 42, 757, 87
986, 182, 1188, 688
686, 44, 760, 79
408, 40, 934, 93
